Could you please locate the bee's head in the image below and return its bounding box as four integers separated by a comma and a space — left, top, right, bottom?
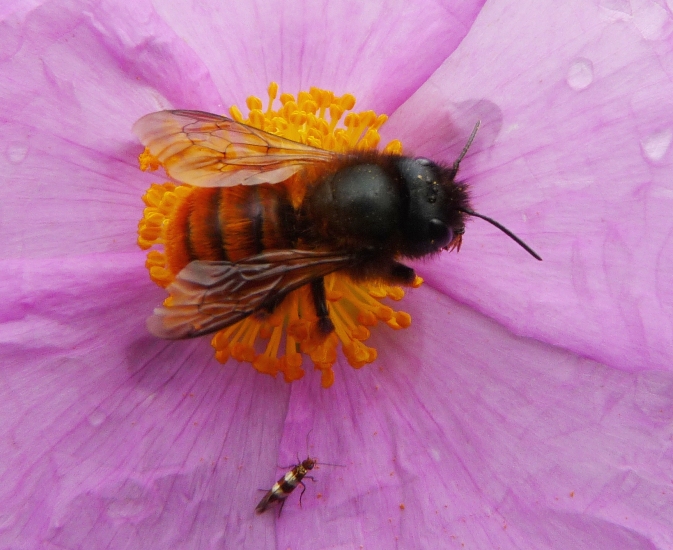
395, 156, 542, 261
395, 157, 469, 258
393, 120, 541, 261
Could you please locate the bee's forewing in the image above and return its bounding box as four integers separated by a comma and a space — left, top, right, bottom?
133, 110, 337, 187
147, 249, 357, 339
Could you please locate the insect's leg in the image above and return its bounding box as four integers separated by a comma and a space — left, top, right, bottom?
277, 498, 286, 517
298, 481, 308, 508
259, 294, 284, 314
387, 261, 417, 285
310, 277, 335, 334
305, 475, 317, 483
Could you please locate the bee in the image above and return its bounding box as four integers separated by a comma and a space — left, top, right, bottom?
255, 456, 317, 515
134, 110, 540, 339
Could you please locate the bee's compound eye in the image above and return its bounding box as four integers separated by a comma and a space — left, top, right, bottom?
428, 218, 452, 247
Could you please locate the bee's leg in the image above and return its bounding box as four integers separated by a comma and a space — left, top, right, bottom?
310, 277, 335, 335
259, 294, 284, 314
388, 261, 417, 285
277, 498, 286, 517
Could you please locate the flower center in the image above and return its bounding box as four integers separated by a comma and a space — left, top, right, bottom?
137, 83, 421, 388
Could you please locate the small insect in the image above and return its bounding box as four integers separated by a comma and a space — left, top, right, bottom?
255, 456, 318, 515
134, 110, 541, 339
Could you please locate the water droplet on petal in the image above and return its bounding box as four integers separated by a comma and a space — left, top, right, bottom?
502, 123, 520, 136
87, 409, 106, 427
106, 484, 160, 521
5, 142, 28, 164
567, 59, 594, 91
641, 128, 672, 162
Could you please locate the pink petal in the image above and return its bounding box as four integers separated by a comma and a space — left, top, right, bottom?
2, 0, 671, 547
0, 254, 290, 546
385, 0, 673, 374
152, 0, 486, 114
274, 288, 673, 549
1, 1, 487, 543
0, 0, 221, 258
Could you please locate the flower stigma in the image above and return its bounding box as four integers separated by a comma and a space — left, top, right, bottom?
137, 83, 422, 388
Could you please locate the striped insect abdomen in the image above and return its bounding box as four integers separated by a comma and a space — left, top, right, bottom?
273, 468, 303, 500
255, 459, 315, 514
164, 183, 296, 275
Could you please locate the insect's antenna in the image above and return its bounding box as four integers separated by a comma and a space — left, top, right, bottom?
458, 208, 542, 261
305, 429, 313, 456
453, 120, 481, 172
316, 462, 346, 468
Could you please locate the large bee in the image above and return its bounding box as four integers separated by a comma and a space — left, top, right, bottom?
134, 110, 540, 339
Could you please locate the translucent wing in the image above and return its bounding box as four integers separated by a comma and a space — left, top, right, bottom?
133, 110, 338, 187
148, 250, 358, 339
255, 489, 277, 514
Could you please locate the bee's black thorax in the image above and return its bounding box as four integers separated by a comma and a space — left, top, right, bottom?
298, 153, 470, 264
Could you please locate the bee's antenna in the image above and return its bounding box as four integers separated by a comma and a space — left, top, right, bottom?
458, 208, 542, 261
316, 462, 346, 468
453, 120, 481, 171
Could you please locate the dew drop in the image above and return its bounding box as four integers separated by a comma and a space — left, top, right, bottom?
567, 59, 594, 91
87, 409, 107, 427
5, 142, 28, 164
641, 128, 672, 162
107, 497, 148, 520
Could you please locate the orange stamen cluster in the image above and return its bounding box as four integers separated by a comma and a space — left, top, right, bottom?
137, 83, 420, 388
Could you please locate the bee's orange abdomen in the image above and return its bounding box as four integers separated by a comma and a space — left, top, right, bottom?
258, 185, 295, 253
165, 191, 196, 275
220, 185, 260, 261
165, 184, 295, 275
189, 187, 225, 262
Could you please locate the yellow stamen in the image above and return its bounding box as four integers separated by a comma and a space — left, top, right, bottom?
137, 83, 422, 388
138, 148, 160, 172
266, 84, 278, 116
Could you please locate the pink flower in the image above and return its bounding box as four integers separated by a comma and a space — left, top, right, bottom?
1, 0, 672, 548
